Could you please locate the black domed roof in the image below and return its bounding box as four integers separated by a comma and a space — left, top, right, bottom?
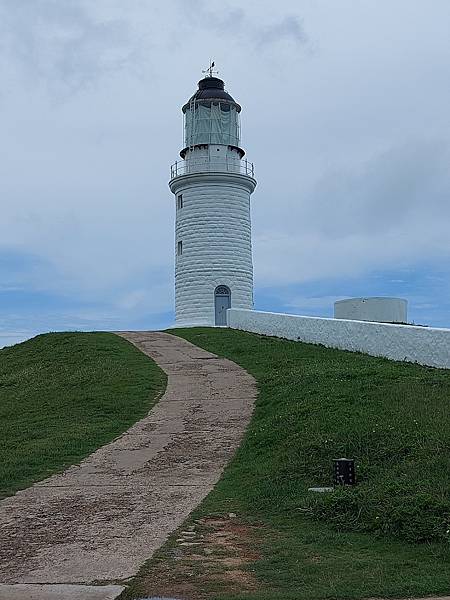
182, 77, 241, 113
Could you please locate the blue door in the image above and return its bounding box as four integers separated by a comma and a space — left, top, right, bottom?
215, 286, 231, 326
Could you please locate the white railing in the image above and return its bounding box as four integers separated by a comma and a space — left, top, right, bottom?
170, 157, 255, 179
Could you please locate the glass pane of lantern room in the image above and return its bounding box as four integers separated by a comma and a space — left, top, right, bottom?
185, 100, 240, 147
210, 103, 222, 144
184, 107, 191, 146
185, 102, 212, 146
230, 106, 240, 146
195, 103, 211, 144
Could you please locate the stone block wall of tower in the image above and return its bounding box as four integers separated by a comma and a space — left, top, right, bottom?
171, 172, 255, 326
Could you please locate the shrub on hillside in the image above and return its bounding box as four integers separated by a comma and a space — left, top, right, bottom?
306, 484, 450, 543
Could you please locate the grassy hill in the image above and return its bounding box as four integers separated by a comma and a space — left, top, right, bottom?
2, 328, 449, 599
0, 332, 166, 498
124, 327, 450, 600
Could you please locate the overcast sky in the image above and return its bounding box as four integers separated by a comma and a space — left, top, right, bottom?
1, 0, 449, 347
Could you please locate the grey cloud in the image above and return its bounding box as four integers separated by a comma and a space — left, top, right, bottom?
0, 0, 139, 94
256, 16, 308, 47
175, 0, 308, 50
303, 139, 450, 237
254, 138, 450, 287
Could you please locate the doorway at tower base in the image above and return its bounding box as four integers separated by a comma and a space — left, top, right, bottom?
174, 268, 254, 328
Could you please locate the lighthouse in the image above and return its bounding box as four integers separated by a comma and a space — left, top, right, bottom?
169, 68, 257, 327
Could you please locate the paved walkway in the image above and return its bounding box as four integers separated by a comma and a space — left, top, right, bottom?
0, 332, 257, 599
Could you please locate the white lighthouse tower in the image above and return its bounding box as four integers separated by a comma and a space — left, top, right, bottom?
169, 69, 256, 326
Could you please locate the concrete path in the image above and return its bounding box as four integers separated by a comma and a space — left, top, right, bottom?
0, 584, 125, 600
0, 331, 256, 599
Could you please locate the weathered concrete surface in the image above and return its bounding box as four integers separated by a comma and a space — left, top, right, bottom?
0, 332, 256, 592
0, 584, 125, 600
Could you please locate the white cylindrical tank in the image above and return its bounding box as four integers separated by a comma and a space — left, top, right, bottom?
169, 75, 256, 327
334, 297, 408, 323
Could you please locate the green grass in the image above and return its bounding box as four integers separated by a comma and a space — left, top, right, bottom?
152, 327, 450, 600
0, 332, 166, 498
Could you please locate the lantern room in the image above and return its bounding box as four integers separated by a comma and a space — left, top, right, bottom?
182, 77, 242, 151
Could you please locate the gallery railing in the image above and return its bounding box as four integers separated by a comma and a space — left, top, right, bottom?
170, 157, 255, 179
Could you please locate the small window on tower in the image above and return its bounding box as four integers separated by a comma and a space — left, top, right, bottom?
177, 241, 183, 256
177, 194, 183, 209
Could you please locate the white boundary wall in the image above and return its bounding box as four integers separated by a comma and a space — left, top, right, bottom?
227, 309, 450, 369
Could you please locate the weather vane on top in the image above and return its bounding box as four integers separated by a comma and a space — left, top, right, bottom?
202, 60, 218, 77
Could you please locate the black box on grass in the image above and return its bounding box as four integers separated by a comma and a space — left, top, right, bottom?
334, 458, 356, 486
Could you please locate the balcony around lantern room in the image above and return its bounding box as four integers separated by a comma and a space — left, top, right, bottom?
170, 145, 255, 179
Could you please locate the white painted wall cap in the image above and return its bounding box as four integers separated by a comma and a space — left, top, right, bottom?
227, 308, 450, 333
